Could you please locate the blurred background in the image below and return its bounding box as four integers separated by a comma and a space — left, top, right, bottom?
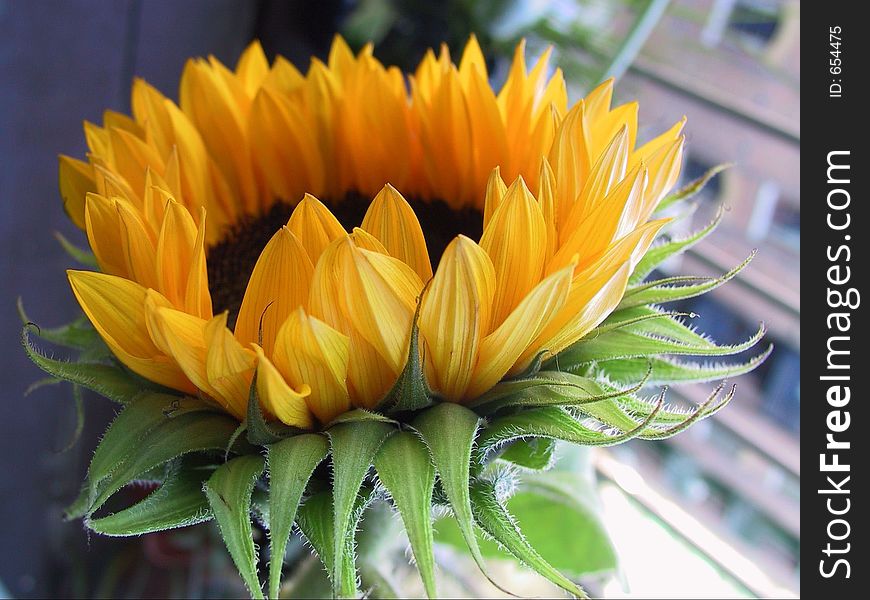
1, 0, 799, 597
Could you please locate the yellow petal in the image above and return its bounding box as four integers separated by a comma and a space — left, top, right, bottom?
561, 125, 630, 240
307, 240, 393, 410
155, 199, 199, 309
482, 166, 507, 231
249, 87, 325, 202
468, 264, 573, 398
537, 157, 558, 262
205, 313, 256, 418
286, 194, 346, 263
235, 40, 269, 97
527, 219, 667, 361
253, 345, 313, 428
547, 102, 591, 231
116, 199, 158, 290
84, 193, 128, 278
361, 184, 433, 281
419, 235, 495, 401
265, 55, 305, 95
131, 78, 174, 156
640, 137, 684, 217
68, 270, 193, 392
144, 295, 218, 404
547, 165, 647, 274
109, 126, 165, 196
274, 307, 351, 424
234, 227, 313, 354
479, 176, 547, 325
185, 207, 213, 319
58, 155, 95, 230
458, 34, 488, 86
341, 242, 423, 374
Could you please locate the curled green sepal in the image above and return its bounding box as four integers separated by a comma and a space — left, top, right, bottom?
374, 431, 438, 598
327, 420, 394, 597
470, 479, 589, 599
22, 325, 158, 404
266, 434, 329, 600
656, 163, 731, 213
203, 454, 267, 600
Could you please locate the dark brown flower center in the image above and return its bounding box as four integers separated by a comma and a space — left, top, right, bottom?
206, 193, 483, 326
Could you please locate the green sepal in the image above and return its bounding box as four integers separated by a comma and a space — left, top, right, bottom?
266, 434, 329, 600
374, 431, 438, 599
327, 420, 394, 597
656, 163, 731, 213
204, 454, 267, 600
630, 207, 723, 284
296, 488, 376, 598
327, 408, 396, 426
596, 345, 773, 385
245, 372, 305, 446
54, 230, 99, 267
412, 403, 511, 595
593, 306, 713, 347
57, 384, 86, 453
618, 251, 755, 310
22, 325, 159, 404
470, 479, 588, 599
498, 437, 557, 470
87, 462, 213, 536
470, 370, 648, 415
79, 393, 244, 518
375, 300, 434, 414
18, 298, 103, 351
556, 319, 766, 366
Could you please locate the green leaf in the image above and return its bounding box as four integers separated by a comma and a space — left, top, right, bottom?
498, 438, 557, 470
470, 479, 589, 598
596, 346, 773, 385
87, 464, 212, 536
54, 230, 99, 267
22, 325, 157, 404
630, 207, 723, 284
374, 431, 437, 599
556, 320, 766, 366
327, 420, 394, 597
245, 372, 304, 446
470, 370, 648, 415
266, 434, 329, 600
617, 251, 756, 310
656, 163, 731, 213
375, 300, 434, 414
413, 403, 511, 594
510, 470, 618, 576
204, 454, 266, 600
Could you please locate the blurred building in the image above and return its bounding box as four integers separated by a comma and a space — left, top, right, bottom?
602, 0, 800, 595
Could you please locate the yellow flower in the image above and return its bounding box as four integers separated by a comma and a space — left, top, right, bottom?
61, 36, 684, 427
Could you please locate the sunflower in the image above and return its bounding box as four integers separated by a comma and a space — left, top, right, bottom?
59, 36, 683, 430
30, 34, 774, 600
